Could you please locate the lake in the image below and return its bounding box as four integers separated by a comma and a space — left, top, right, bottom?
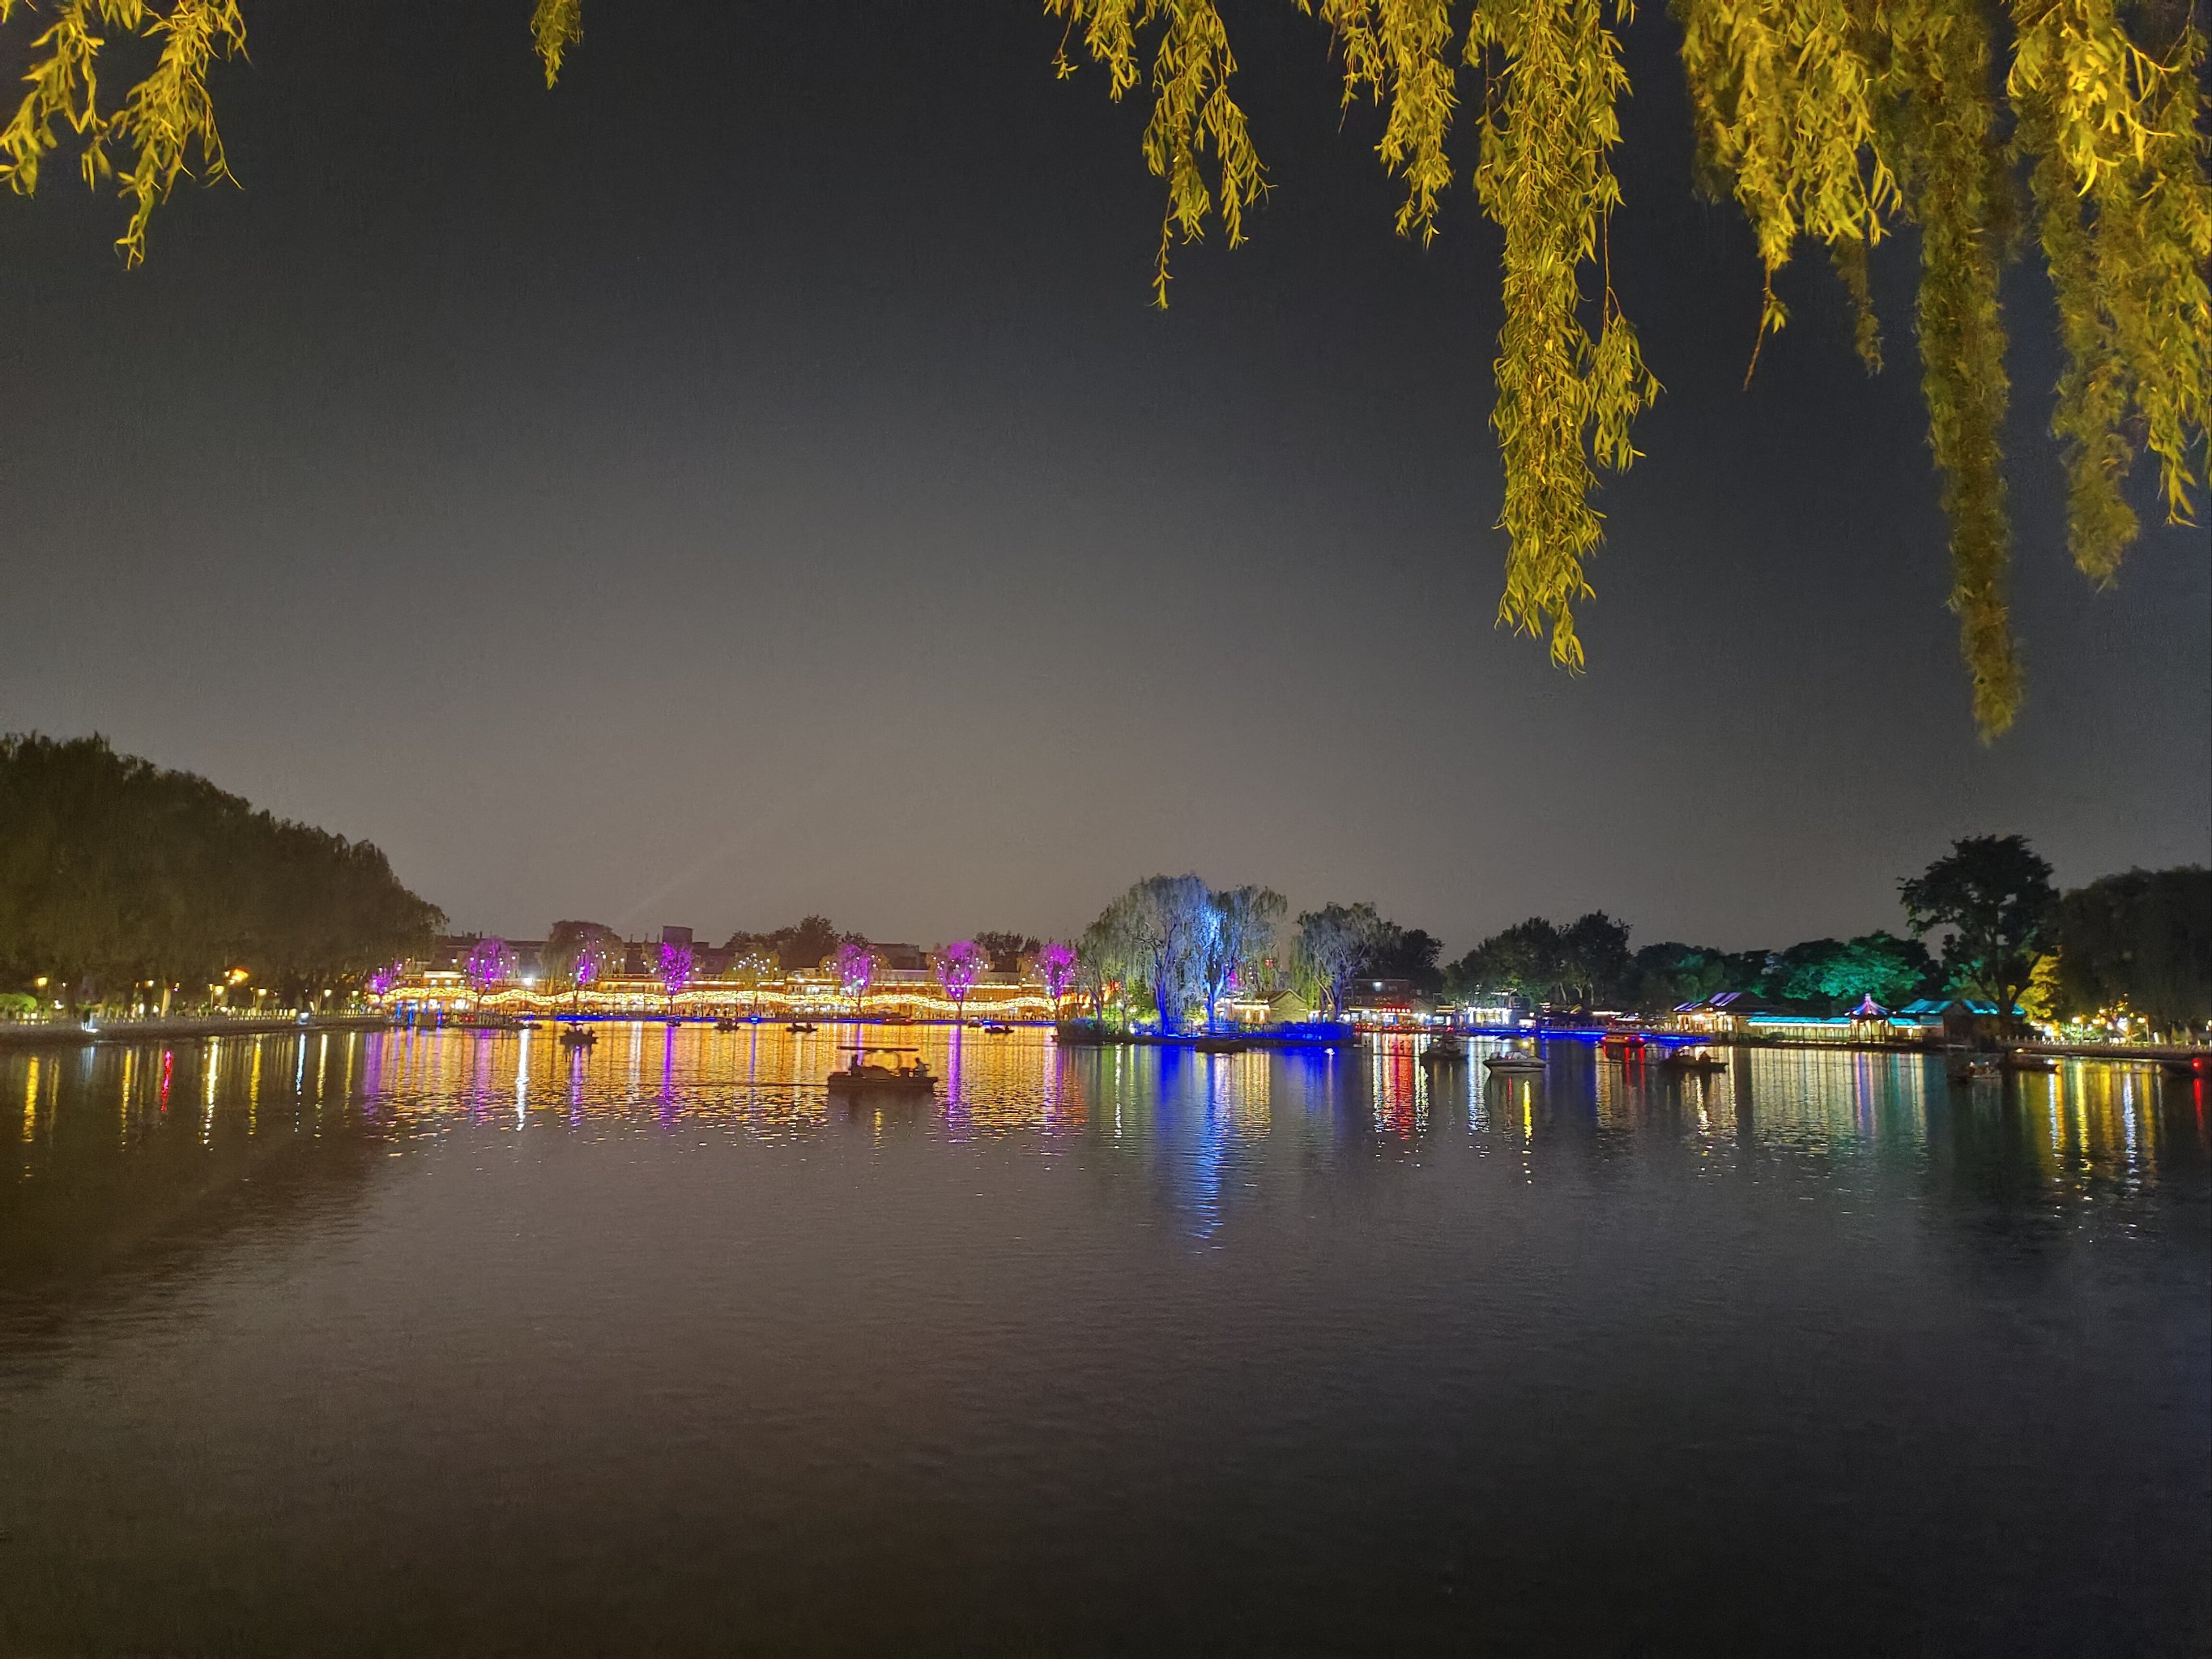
3, 1025, 2206, 1655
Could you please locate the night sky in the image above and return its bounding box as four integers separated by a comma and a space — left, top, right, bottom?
2, 0, 2205, 953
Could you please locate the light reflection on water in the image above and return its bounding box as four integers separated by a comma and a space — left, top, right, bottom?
2, 1026, 2207, 1655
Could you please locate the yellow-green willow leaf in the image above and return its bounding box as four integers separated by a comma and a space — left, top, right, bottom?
1049, 0, 1146, 94
106, 0, 245, 266
1047, 0, 1267, 306
2012, 0, 2210, 578
1470, 0, 1660, 667
1, 0, 134, 198
1674, 0, 1896, 361
2010, 0, 2181, 194
532, 0, 582, 89
1879, 0, 2020, 737
1312, 0, 1460, 241
2023, 99, 2138, 577
1828, 237, 1883, 370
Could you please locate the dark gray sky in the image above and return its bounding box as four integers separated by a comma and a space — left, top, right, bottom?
2, 0, 2205, 953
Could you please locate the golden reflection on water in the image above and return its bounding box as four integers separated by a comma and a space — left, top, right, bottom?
6, 1028, 2207, 1205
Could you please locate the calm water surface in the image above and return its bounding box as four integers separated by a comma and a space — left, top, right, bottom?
2, 1026, 2207, 1655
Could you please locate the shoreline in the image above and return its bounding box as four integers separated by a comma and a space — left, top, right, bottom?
0, 1014, 394, 1050
1, 1015, 2200, 1068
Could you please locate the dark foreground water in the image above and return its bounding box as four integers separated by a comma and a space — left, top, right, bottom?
2, 1026, 2206, 1656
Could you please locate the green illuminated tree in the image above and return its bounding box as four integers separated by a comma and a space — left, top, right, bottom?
6, 0, 2206, 736
1768, 930, 1935, 1007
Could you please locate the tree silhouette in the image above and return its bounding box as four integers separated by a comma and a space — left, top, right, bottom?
1901, 834, 2056, 1035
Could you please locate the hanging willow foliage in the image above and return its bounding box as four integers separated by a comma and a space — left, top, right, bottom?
0, 0, 243, 266
1467, 0, 1662, 667
1675, 0, 1897, 358
2010, 0, 2211, 583
530, 0, 583, 91
1879, 0, 2023, 734
4, 0, 2206, 735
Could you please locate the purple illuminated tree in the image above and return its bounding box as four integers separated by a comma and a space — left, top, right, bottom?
1036, 940, 1076, 1021
834, 940, 876, 1019
659, 938, 695, 1003
565, 933, 614, 1012
366, 961, 403, 998
937, 940, 986, 1024
464, 936, 517, 1005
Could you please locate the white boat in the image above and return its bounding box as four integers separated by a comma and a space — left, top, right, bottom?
1485, 1050, 1545, 1074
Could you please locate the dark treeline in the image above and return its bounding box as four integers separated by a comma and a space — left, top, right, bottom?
711, 919, 1042, 974
1447, 837, 2210, 1035
0, 735, 445, 1014
722, 915, 847, 973
2056, 868, 2212, 1032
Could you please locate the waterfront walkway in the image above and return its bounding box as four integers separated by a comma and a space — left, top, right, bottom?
0, 1014, 390, 1049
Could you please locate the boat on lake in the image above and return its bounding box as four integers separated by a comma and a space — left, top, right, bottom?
1421, 1034, 1468, 1064
1662, 1050, 1728, 1073
981, 1021, 1014, 1034
1485, 1049, 1546, 1075
714, 1017, 745, 1031
786, 1021, 818, 1034
825, 1046, 936, 1098
557, 1026, 596, 1047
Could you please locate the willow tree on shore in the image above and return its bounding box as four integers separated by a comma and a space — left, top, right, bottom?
4, 0, 2204, 734
1091, 874, 1212, 1030
1193, 884, 1288, 1030
1294, 902, 1388, 1019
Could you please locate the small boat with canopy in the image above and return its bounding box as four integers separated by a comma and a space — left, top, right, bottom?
826, 1046, 936, 1098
